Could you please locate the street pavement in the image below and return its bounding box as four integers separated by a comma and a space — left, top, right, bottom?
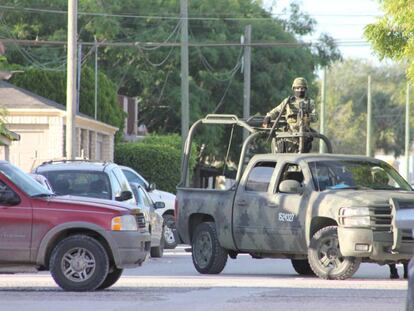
0, 245, 408, 311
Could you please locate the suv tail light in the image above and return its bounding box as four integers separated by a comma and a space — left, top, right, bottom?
135, 213, 146, 228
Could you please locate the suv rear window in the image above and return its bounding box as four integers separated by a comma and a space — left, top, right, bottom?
42, 170, 111, 199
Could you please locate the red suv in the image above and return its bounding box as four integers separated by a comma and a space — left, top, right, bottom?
0, 160, 151, 291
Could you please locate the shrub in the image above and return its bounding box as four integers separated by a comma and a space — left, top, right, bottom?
114, 135, 197, 193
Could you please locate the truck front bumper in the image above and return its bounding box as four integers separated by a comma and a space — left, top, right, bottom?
107, 231, 151, 268
338, 227, 413, 262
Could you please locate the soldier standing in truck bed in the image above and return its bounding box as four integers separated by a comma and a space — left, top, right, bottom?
262, 77, 318, 153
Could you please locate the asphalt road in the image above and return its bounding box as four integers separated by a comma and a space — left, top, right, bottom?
0, 246, 408, 311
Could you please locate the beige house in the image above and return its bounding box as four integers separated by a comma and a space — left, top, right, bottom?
0, 128, 20, 161
0, 81, 118, 172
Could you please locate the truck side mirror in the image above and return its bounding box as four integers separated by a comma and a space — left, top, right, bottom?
279, 180, 303, 194
116, 190, 133, 202
154, 201, 165, 209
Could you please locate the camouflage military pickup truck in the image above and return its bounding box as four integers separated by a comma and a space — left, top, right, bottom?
176, 115, 414, 280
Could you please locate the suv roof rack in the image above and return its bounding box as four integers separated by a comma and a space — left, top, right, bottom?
39, 159, 110, 166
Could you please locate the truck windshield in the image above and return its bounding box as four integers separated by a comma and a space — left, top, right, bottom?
309, 160, 412, 192
0, 163, 54, 197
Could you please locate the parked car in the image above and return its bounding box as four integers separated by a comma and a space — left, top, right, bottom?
396, 208, 414, 310
0, 160, 150, 291
129, 182, 165, 258
120, 165, 178, 249
34, 160, 136, 205
29, 173, 54, 192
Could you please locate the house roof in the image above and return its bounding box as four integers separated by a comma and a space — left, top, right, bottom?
0, 81, 118, 131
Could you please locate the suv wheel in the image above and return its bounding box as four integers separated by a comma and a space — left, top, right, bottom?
49, 235, 109, 291
291, 259, 315, 276
97, 267, 123, 290
308, 226, 361, 280
192, 222, 227, 274
163, 214, 178, 249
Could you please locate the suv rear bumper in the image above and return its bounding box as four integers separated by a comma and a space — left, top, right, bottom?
338, 227, 413, 262
108, 231, 151, 268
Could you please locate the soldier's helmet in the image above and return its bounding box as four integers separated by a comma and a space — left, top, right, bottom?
291, 77, 308, 89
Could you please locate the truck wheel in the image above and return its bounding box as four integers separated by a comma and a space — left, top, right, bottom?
308, 226, 361, 280
151, 230, 165, 258
291, 259, 315, 276
97, 267, 123, 290
192, 222, 228, 274
163, 214, 178, 249
49, 235, 109, 291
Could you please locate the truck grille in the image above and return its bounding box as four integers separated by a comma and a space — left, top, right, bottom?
370, 205, 392, 232
135, 213, 146, 228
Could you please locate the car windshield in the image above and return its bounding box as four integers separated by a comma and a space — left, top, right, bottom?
42, 170, 111, 199
309, 160, 412, 192
0, 163, 54, 197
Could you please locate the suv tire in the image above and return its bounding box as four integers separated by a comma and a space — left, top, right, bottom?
308, 226, 361, 280
192, 222, 227, 274
97, 267, 123, 290
49, 235, 109, 291
291, 259, 315, 276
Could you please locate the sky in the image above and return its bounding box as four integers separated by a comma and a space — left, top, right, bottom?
263, 0, 384, 61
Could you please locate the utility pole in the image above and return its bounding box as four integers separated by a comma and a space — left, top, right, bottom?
405, 82, 411, 181
180, 0, 189, 149
94, 37, 98, 120
242, 25, 251, 141
366, 75, 372, 157
66, 0, 77, 160
76, 43, 82, 114
319, 67, 326, 153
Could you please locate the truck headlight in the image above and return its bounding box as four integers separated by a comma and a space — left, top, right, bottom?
111, 215, 138, 231
340, 207, 371, 227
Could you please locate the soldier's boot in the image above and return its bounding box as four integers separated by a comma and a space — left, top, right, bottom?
389, 264, 399, 279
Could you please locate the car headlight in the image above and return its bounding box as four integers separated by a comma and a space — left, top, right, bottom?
340, 207, 371, 227
111, 215, 138, 231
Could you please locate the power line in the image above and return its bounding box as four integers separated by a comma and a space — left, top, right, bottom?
0, 4, 382, 21
0, 37, 372, 48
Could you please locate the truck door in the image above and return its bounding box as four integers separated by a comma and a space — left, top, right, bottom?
268, 163, 308, 253
0, 180, 32, 262
233, 160, 278, 251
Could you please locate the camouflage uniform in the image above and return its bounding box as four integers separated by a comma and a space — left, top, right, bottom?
265, 77, 318, 153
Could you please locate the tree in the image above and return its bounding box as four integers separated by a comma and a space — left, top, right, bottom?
324, 59, 408, 156
364, 0, 414, 82
9, 67, 126, 141
1, 0, 341, 163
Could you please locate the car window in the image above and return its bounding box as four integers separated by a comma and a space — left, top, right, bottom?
113, 167, 132, 192
43, 170, 111, 199
122, 169, 146, 187
245, 161, 276, 192
110, 171, 123, 198
138, 187, 152, 207
0, 180, 20, 206
309, 160, 412, 191
0, 163, 52, 197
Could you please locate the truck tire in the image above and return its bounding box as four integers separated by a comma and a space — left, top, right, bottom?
291, 259, 315, 276
163, 214, 178, 249
308, 226, 361, 280
97, 267, 123, 290
49, 235, 109, 291
191, 222, 228, 274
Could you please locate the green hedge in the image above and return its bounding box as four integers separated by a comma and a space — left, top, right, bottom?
114, 135, 197, 193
